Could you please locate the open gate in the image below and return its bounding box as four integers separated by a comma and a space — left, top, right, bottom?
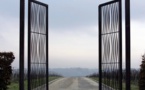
99, 0, 122, 90
28, 0, 48, 90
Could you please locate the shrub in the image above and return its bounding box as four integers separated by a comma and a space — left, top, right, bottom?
0, 52, 15, 90
87, 73, 99, 77
139, 54, 145, 90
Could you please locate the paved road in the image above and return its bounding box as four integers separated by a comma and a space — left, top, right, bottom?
49, 77, 99, 90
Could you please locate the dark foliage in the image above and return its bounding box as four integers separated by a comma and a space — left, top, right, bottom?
122, 69, 139, 85
139, 54, 145, 90
87, 69, 140, 85
49, 72, 62, 77
11, 69, 27, 83
87, 73, 99, 77
0, 52, 15, 90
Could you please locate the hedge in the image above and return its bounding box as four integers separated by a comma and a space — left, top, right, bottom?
0, 52, 15, 90
139, 54, 145, 90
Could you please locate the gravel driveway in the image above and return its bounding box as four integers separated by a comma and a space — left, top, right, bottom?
49, 77, 99, 90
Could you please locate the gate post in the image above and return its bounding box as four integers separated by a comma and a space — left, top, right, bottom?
125, 0, 131, 90
98, 5, 102, 90
119, 0, 122, 90
19, 0, 25, 90
46, 5, 49, 90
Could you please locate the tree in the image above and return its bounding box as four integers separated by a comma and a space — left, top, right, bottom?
0, 52, 15, 90
139, 54, 145, 90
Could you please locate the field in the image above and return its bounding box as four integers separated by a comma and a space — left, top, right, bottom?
90, 77, 139, 90
49, 76, 59, 82
122, 83, 139, 90
8, 76, 59, 90
8, 81, 27, 90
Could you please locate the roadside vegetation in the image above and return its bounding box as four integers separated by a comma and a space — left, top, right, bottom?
7, 70, 62, 90
87, 69, 139, 90
0, 52, 15, 90
8, 69, 27, 90
49, 73, 62, 82
86, 73, 99, 82
86, 53, 145, 90
139, 54, 145, 90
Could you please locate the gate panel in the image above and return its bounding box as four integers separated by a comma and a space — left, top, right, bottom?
28, 0, 48, 90
99, 0, 122, 90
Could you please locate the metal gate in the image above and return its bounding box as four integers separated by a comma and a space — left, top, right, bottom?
99, 0, 122, 90
28, 0, 48, 90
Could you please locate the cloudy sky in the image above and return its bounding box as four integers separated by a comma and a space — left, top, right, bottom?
0, 0, 145, 69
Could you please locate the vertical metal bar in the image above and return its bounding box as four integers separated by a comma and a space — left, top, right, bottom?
46, 5, 49, 90
28, 0, 31, 90
119, 0, 122, 90
99, 5, 102, 90
125, 0, 131, 90
19, 0, 25, 90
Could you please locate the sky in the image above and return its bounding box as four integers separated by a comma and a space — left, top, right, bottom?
0, 0, 145, 69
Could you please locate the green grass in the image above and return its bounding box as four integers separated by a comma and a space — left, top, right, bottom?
89, 77, 99, 82
122, 83, 139, 90
49, 76, 60, 82
8, 76, 60, 90
89, 77, 139, 90
8, 81, 27, 90
130, 84, 139, 90
8, 82, 19, 90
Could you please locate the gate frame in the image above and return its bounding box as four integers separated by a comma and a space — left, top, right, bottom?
98, 0, 122, 90
19, 0, 25, 90
125, 0, 131, 90
28, 0, 48, 90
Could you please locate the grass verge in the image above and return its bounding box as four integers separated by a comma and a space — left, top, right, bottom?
89, 77, 139, 90
49, 76, 59, 82
8, 76, 60, 90
8, 81, 27, 90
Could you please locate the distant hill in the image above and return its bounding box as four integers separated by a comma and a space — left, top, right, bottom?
49, 68, 98, 77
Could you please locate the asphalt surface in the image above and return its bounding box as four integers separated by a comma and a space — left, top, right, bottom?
49, 77, 99, 90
